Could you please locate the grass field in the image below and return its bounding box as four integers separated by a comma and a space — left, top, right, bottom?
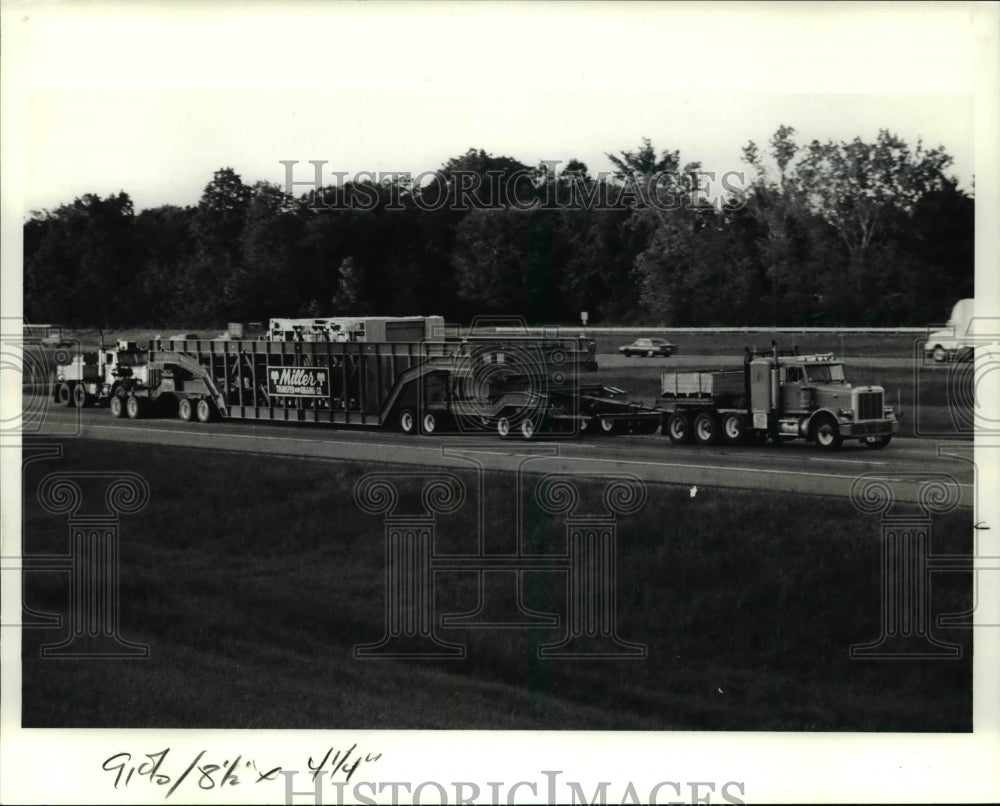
21, 438, 972, 730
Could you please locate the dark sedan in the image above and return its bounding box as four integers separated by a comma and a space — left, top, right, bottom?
618, 337, 676, 357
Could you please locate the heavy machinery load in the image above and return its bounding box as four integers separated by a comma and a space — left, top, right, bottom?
659, 345, 898, 450
68, 316, 599, 435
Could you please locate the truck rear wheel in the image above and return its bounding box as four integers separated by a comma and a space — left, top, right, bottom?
109, 395, 125, 418
196, 399, 214, 423
497, 416, 512, 439
125, 395, 143, 419
813, 415, 843, 451
666, 412, 693, 445
72, 384, 89, 407
721, 413, 745, 445
178, 398, 194, 422
693, 413, 718, 445
57, 383, 73, 407
598, 417, 618, 435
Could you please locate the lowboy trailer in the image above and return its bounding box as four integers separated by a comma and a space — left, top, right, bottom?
89, 318, 606, 436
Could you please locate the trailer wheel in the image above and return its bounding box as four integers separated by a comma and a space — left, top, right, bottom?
420, 412, 440, 435
813, 415, 843, 451
398, 408, 416, 435
693, 413, 718, 445
196, 399, 214, 423
633, 418, 660, 435
497, 416, 512, 439
178, 398, 194, 422
863, 435, 892, 449
520, 417, 538, 440
109, 395, 125, 418
57, 383, 73, 407
598, 417, 617, 435
666, 412, 693, 444
721, 413, 745, 445
72, 383, 89, 408
125, 395, 143, 419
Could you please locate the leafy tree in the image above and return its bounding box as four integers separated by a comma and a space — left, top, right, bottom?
794, 129, 955, 264
24, 192, 137, 326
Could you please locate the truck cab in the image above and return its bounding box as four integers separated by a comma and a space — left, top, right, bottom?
766, 354, 897, 448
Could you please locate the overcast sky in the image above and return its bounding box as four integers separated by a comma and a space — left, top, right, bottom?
3, 2, 989, 214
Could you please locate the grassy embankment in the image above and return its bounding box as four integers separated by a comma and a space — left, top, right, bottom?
22, 439, 972, 730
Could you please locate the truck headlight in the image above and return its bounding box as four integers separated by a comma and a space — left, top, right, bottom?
839, 408, 853, 417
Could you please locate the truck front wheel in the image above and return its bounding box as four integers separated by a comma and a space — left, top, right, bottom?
813, 415, 843, 451
109, 395, 125, 418
666, 412, 693, 445
721, 412, 745, 445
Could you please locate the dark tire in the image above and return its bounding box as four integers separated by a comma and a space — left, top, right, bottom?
196, 398, 214, 423
693, 412, 718, 445
57, 383, 73, 407
813, 415, 843, 451
125, 395, 143, 419
598, 417, 617, 436
109, 395, 125, 418
398, 408, 416, 435
72, 384, 88, 408
497, 416, 512, 439
646, 350, 654, 358
864, 435, 893, 449
520, 417, 539, 440
420, 411, 444, 435
633, 418, 660, 435
721, 412, 745, 445
178, 398, 194, 422
666, 412, 693, 444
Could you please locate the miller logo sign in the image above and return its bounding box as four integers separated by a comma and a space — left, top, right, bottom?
267, 366, 330, 397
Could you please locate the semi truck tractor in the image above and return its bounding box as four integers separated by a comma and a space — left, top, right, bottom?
52, 341, 150, 411
659, 345, 898, 450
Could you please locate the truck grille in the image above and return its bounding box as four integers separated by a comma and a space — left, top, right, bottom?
856, 390, 883, 421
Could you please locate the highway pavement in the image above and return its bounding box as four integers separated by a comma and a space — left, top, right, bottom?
31, 402, 976, 507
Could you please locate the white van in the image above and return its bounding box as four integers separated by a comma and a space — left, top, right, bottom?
924, 298, 975, 362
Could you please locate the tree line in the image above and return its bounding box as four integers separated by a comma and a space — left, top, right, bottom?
23, 127, 973, 328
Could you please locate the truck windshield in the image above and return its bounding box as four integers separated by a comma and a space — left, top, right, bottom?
805, 364, 846, 383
